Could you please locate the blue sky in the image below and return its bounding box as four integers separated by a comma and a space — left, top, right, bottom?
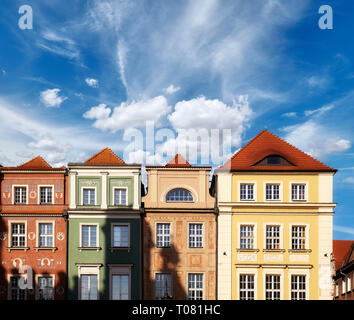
0, 0, 353, 239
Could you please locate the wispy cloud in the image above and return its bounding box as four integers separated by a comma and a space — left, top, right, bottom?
334, 225, 354, 236
163, 85, 181, 95
304, 105, 334, 117
85, 78, 99, 88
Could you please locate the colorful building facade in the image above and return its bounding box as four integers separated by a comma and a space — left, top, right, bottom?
66, 148, 142, 300
213, 130, 336, 300
0, 156, 67, 300
142, 154, 216, 300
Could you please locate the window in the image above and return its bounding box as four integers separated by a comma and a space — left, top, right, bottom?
155, 273, 172, 300
114, 188, 127, 205
240, 225, 254, 249
113, 225, 129, 247
266, 184, 280, 200
14, 187, 26, 204
166, 189, 193, 202
347, 277, 351, 293
39, 223, 53, 247
291, 226, 306, 250
291, 275, 306, 300
188, 274, 203, 300
156, 223, 170, 247
80, 274, 98, 300
267, 156, 281, 165
111, 275, 129, 300
11, 223, 26, 247
266, 226, 280, 249
342, 279, 346, 295
239, 274, 255, 300
10, 276, 26, 300
292, 184, 305, 201
40, 187, 53, 204
38, 276, 54, 300
240, 184, 254, 200
189, 224, 203, 248
265, 275, 280, 300
81, 225, 97, 247
83, 188, 95, 205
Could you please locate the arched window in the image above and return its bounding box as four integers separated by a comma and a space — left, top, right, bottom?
166, 188, 193, 202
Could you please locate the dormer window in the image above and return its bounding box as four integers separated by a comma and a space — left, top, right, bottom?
253, 155, 294, 167
267, 156, 281, 165
166, 189, 193, 202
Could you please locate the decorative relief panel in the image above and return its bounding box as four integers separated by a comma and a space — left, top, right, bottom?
289, 254, 309, 262
237, 253, 257, 262
264, 254, 283, 262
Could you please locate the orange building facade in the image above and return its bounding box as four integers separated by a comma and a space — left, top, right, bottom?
0, 157, 68, 300
142, 155, 216, 300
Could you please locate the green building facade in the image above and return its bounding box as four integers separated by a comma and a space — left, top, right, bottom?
67, 148, 142, 300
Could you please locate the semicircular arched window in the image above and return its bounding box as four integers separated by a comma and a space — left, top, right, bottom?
166, 188, 194, 202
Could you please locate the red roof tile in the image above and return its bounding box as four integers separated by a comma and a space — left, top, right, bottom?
85, 147, 125, 165
333, 240, 354, 270
217, 130, 336, 172
165, 154, 191, 168
1, 156, 65, 171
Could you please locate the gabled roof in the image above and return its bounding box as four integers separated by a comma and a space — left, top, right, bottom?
84, 148, 125, 165
333, 240, 354, 270
1, 156, 65, 171
217, 130, 336, 172
165, 154, 191, 168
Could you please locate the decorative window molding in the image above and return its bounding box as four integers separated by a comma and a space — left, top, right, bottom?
155, 222, 171, 248
79, 223, 100, 251
288, 269, 309, 300
237, 223, 257, 250
8, 274, 27, 300
187, 273, 204, 300
35, 220, 56, 251
7, 220, 28, 250
264, 223, 284, 250
81, 187, 97, 206
161, 185, 198, 203
289, 181, 309, 202
166, 188, 193, 203
188, 223, 203, 248
289, 223, 310, 251
237, 181, 257, 201
263, 181, 283, 202
112, 187, 128, 206
263, 269, 284, 300
12, 185, 28, 205
77, 264, 102, 300
35, 274, 55, 300
37, 185, 54, 205
236, 267, 258, 300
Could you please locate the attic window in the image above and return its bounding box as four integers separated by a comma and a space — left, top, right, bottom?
267, 156, 281, 165
253, 155, 294, 167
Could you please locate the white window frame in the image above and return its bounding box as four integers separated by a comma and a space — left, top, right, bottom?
13, 185, 28, 205
239, 274, 255, 300
154, 272, 172, 300
80, 223, 99, 248
109, 265, 132, 300
264, 224, 283, 250
238, 181, 257, 201
289, 223, 310, 250
155, 222, 171, 248
289, 182, 308, 202
112, 187, 128, 206
8, 220, 27, 248
347, 276, 351, 293
8, 274, 27, 300
237, 223, 257, 250
111, 223, 130, 248
36, 221, 55, 248
81, 187, 97, 206
288, 269, 309, 300
187, 273, 204, 300
38, 185, 54, 205
264, 181, 283, 202
236, 268, 258, 300
35, 274, 55, 300
188, 223, 203, 248
264, 272, 282, 300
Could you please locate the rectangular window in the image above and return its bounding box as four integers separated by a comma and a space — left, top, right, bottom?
265, 275, 281, 300
291, 275, 306, 300
114, 188, 127, 205
38, 276, 54, 300
266, 226, 280, 249
189, 224, 203, 248
239, 274, 255, 300
40, 187, 53, 204
113, 225, 129, 247
14, 187, 26, 204
10, 276, 26, 300
39, 223, 53, 247
155, 273, 172, 300
347, 277, 351, 293
111, 274, 129, 300
292, 184, 305, 201
188, 274, 203, 300
240, 184, 254, 200
156, 223, 170, 247
80, 274, 98, 300
266, 184, 280, 200
240, 225, 254, 249
11, 223, 26, 247
291, 226, 306, 250
81, 225, 97, 247
83, 188, 95, 205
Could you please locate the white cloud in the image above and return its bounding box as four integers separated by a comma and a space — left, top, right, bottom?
282, 120, 351, 159
163, 85, 181, 94
304, 105, 334, 117
282, 112, 297, 118
40, 88, 67, 108
85, 78, 99, 88
83, 95, 171, 132
306, 75, 330, 89
125, 149, 164, 165
343, 177, 354, 184
333, 225, 354, 236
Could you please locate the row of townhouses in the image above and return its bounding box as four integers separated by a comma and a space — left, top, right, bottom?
0, 130, 339, 300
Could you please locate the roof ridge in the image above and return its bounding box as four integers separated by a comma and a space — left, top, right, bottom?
18, 156, 52, 169
85, 147, 125, 164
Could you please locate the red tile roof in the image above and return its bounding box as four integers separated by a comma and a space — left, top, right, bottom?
333, 240, 354, 270
85, 147, 125, 165
1, 156, 65, 171
217, 130, 336, 172
165, 154, 191, 168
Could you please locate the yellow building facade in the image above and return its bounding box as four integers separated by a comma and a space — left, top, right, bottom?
214, 130, 336, 300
